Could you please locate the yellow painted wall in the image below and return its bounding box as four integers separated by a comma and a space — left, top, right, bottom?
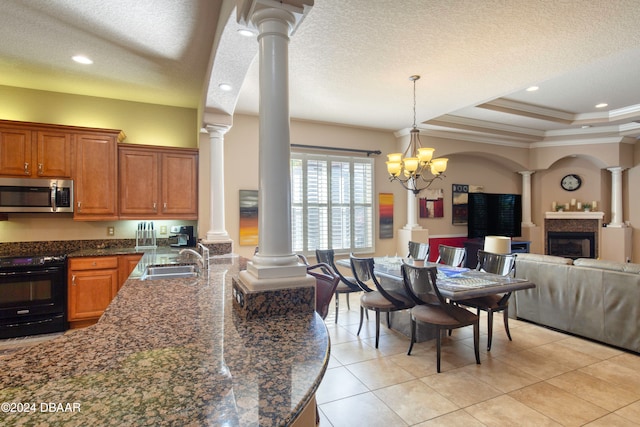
0, 85, 198, 148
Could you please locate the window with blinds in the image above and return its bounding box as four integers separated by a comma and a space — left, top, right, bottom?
291, 152, 374, 255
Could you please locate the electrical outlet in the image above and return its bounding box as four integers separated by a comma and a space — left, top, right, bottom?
160, 225, 167, 235
107, 226, 114, 236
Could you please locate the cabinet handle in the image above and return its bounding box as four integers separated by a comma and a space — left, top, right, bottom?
77, 201, 81, 211
38, 163, 43, 175
153, 202, 157, 212
72, 275, 76, 286
163, 202, 167, 212
24, 162, 29, 175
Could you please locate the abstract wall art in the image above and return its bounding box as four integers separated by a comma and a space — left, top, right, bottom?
239, 189, 259, 246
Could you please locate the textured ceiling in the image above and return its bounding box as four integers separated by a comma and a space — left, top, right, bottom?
1, 0, 640, 144
233, 0, 640, 141
0, 0, 222, 108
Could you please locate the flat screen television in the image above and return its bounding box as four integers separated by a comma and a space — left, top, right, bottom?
467, 193, 522, 238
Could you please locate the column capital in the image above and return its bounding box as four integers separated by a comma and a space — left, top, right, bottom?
237, 0, 314, 33
205, 123, 231, 136
518, 170, 535, 177
606, 166, 625, 173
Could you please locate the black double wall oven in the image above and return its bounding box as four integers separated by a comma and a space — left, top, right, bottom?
0, 254, 68, 339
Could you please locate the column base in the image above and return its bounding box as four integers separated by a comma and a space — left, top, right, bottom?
397, 228, 429, 258
204, 230, 232, 242
232, 272, 316, 319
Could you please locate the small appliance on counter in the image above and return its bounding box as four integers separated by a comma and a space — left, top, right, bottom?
169, 225, 196, 247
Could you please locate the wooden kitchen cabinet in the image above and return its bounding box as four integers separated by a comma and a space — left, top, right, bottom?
119, 144, 198, 219
74, 132, 120, 220
118, 253, 143, 290
67, 256, 119, 328
0, 121, 72, 178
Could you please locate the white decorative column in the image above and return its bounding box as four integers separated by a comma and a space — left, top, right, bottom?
519, 171, 535, 227
405, 190, 420, 230
236, 1, 314, 295
204, 124, 232, 243
607, 166, 624, 228
397, 190, 429, 258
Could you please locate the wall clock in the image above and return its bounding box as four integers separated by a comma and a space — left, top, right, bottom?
561, 174, 582, 191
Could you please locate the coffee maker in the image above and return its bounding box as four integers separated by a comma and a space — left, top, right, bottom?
169, 225, 196, 247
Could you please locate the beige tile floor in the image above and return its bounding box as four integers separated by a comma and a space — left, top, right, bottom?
317, 294, 640, 427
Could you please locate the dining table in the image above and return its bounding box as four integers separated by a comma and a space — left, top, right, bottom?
336, 256, 535, 341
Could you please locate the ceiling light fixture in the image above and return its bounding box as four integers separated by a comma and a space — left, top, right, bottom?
386, 75, 448, 196
218, 83, 233, 91
526, 86, 539, 92
237, 29, 255, 37
72, 55, 93, 65
595, 103, 608, 108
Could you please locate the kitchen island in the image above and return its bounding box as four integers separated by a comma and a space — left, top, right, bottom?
0, 252, 329, 426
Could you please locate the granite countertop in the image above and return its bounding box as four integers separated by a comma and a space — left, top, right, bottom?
0, 253, 329, 426
67, 246, 177, 258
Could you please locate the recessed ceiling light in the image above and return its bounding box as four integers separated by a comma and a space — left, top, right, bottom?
218, 83, 232, 91
581, 125, 592, 129
526, 86, 539, 92
237, 29, 255, 37
595, 103, 608, 108
72, 55, 93, 65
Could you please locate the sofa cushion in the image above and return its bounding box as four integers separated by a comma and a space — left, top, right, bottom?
574, 258, 640, 273
516, 253, 573, 265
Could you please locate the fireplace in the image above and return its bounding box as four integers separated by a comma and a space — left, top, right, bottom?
547, 231, 595, 259
544, 212, 604, 259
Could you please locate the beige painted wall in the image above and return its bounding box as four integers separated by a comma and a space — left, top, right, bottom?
211, 115, 531, 259
211, 115, 640, 262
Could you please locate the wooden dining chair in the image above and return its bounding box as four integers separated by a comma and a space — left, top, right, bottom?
407, 241, 430, 260
401, 263, 480, 372
435, 244, 466, 267
315, 249, 362, 323
350, 255, 414, 348
456, 250, 517, 350
306, 262, 341, 320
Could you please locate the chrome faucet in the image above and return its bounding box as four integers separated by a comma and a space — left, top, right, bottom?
179, 243, 209, 270
197, 243, 210, 263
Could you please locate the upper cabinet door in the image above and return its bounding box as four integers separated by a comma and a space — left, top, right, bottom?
0, 127, 32, 176
36, 130, 73, 178
117, 144, 198, 220
74, 133, 118, 220
161, 151, 198, 218
118, 147, 159, 217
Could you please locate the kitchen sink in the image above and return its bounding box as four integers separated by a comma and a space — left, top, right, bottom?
140, 264, 199, 280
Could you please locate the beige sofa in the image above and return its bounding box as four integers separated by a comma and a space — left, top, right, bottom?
514, 253, 640, 353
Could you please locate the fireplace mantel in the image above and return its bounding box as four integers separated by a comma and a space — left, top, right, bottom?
545, 211, 605, 220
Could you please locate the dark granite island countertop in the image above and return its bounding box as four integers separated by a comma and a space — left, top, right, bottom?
0, 255, 329, 426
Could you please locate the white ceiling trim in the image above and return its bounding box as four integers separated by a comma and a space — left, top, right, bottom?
426, 115, 545, 140
419, 128, 534, 149
530, 136, 627, 149
478, 99, 575, 124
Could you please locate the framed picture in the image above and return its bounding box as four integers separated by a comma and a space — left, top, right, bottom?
452, 184, 483, 225
379, 193, 394, 239
420, 188, 444, 218
452, 184, 468, 225
239, 190, 259, 246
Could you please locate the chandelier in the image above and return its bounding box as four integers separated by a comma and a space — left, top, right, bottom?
386, 75, 448, 196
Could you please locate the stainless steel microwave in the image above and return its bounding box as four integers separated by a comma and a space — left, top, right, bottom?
0, 178, 73, 213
